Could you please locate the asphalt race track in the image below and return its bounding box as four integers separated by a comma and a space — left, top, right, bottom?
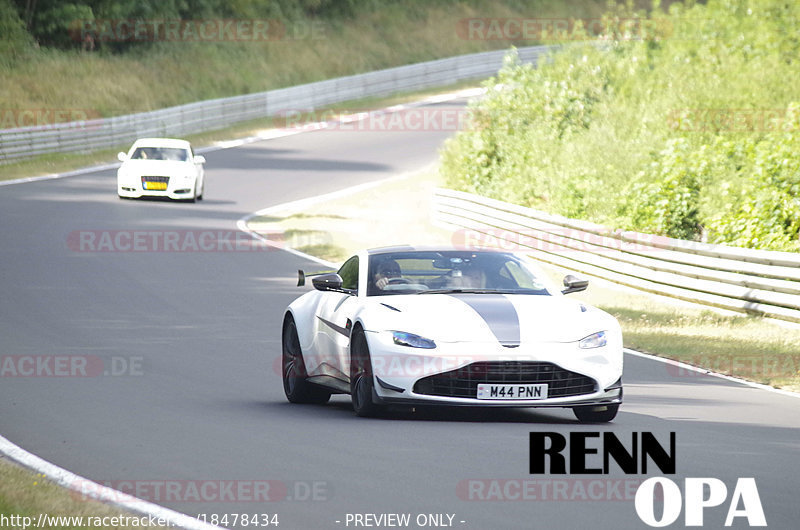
1, 98, 799, 529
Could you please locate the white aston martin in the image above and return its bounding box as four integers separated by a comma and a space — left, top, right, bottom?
282, 247, 623, 422
117, 138, 205, 201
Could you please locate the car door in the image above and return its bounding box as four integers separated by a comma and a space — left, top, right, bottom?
190, 147, 204, 190
308, 256, 360, 382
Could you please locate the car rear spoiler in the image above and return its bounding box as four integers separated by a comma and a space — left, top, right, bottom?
297, 269, 335, 287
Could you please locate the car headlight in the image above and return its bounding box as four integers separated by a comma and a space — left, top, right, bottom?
579, 331, 607, 349
392, 331, 436, 349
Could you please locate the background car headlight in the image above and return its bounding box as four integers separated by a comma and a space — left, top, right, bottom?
392, 331, 436, 349
579, 330, 607, 349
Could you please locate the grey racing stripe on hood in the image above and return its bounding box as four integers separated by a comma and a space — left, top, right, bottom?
448, 294, 520, 346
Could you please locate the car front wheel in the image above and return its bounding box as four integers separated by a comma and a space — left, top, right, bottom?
350, 328, 382, 417
282, 315, 331, 404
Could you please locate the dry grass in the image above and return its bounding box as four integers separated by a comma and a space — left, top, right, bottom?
248, 166, 454, 263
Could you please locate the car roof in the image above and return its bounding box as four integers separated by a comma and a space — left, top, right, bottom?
130, 138, 192, 149
365, 246, 516, 256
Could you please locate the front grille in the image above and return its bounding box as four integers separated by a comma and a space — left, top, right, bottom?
413, 361, 597, 399
141, 176, 169, 190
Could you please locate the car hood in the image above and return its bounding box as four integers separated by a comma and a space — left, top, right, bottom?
120, 160, 193, 174
364, 293, 614, 345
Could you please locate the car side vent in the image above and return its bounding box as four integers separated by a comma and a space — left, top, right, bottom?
380, 303, 401, 312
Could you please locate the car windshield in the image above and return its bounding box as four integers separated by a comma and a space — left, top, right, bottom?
366, 251, 551, 296
130, 147, 190, 161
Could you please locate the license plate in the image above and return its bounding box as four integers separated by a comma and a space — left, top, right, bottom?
143, 181, 167, 190
477, 383, 548, 400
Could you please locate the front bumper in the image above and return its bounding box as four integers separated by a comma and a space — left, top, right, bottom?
364, 330, 623, 408
118, 175, 196, 200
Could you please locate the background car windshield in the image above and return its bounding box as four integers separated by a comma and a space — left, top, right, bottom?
131, 147, 190, 161
367, 251, 550, 296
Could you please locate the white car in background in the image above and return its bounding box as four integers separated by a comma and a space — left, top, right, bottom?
282, 247, 624, 423
117, 138, 205, 201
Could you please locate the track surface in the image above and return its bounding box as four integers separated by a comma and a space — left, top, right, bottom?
1, 99, 799, 529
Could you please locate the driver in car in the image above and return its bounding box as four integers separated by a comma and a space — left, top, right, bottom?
373, 259, 403, 290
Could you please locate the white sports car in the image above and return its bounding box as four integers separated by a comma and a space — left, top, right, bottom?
117, 138, 205, 201
282, 247, 623, 422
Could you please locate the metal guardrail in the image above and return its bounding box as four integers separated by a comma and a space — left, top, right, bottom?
0, 46, 549, 163
433, 188, 800, 323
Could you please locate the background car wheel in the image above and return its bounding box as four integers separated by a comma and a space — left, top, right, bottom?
282, 315, 331, 404
350, 328, 382, 417
573, 404, 619, 423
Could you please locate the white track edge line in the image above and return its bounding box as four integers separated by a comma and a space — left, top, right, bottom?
237, 164, 436, 270
623, 348, 800, 399
0, 92, 459, 526
0, 434, 226, 530
0, 87, 480, 187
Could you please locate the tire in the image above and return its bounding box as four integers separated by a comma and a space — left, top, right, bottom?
282, 315, 331, 404
573, 404, 619, 423
196, 181, 204, 201
350, 328, 382, 417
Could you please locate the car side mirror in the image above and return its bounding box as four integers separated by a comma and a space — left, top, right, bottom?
312, 273, 343, 292
562, 274, 588, 294
117, 152, 127, 162
193, 155, 206, 164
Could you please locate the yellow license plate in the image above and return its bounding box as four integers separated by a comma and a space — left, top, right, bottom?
144, 181, 167, 190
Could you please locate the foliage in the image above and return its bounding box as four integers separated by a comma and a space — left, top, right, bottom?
441, 0, 800, 251
0, 1, 616, 114
0, 0, 30, 65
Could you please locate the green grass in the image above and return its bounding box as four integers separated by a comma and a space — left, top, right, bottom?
248, 166, 800, 392
0, 1, 621, 116
0, 458, 167, 529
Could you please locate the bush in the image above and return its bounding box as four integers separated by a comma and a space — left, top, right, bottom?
441, 0, 800, 251
625, 139, 703, 240
0, 0, 30, 65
